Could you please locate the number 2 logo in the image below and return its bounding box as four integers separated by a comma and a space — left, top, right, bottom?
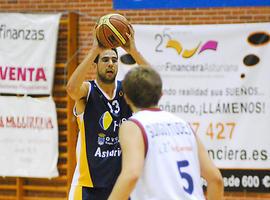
177, 160, 194, 195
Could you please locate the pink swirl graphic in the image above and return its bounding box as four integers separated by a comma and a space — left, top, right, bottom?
198, 40, 218, 54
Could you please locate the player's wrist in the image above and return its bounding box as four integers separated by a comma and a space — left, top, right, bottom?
128, 47, 139, 55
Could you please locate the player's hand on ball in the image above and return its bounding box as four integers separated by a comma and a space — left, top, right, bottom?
122, 24, 137, 53
92, 26, 103, 52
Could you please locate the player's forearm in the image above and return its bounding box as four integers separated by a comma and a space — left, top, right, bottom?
129, 49, 150, 67
206, 177, 224, 200
108, 173, 138, 200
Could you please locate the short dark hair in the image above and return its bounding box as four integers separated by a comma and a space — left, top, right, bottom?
94, 48, 118, 64
122, 67, 162, 108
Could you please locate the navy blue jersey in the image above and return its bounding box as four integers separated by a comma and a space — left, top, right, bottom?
71, 80, 132, 188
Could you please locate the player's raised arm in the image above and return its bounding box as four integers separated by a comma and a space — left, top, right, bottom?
66, 29, 102, 101
122, 25, 150, 67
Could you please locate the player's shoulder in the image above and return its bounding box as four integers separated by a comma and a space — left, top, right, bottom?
121, 119, 138, 129
117, 80, 123, 89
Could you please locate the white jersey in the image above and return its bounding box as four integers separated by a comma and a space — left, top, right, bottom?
129, 109, 205, 200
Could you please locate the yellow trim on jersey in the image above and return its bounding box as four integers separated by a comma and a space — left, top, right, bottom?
74, 185, 82, 200
77, 117, 93, 187
99, 14, 127, 45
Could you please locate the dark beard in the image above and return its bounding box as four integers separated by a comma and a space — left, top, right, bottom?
97, 73, 116, 84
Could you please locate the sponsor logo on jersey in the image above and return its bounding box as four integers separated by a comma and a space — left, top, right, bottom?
98, 133, 106, 145
119, 90, 123, 96
99, 111, 113, 130
97, 133, 119, 146
94, 147, 121, 158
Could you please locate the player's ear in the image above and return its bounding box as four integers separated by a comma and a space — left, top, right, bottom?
93, 62, 97, 69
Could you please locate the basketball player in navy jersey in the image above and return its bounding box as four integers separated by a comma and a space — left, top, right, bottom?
108, 67, 224, 200
66, 26, 149, 200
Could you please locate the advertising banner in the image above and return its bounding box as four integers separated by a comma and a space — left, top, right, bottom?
117, 23, 270, 191
114, 0, 270, 9
0, 13, 61, 95
0, 96, 59, 178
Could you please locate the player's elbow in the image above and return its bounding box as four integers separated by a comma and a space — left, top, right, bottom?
214, 174, 223, 188
123, 169, 140, 185
66, 84, 75, 99
209, 169, 223, 187
66, 82, 79, 100
128, 171, 140, 183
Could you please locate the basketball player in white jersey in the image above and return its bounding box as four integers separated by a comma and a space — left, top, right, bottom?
108, 67, 223, 200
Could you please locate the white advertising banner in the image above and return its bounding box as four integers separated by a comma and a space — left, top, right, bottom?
118, 23, 270, 169
0, 96, 59, 178
0, 13, 61, 94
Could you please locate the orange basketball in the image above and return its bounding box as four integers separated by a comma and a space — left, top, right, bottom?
96, 13, 131, 48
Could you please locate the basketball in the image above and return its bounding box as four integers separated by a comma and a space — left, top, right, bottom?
96, 13, 131, 48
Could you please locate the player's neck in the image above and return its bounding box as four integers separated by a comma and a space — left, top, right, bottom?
96, 79, 116, 98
